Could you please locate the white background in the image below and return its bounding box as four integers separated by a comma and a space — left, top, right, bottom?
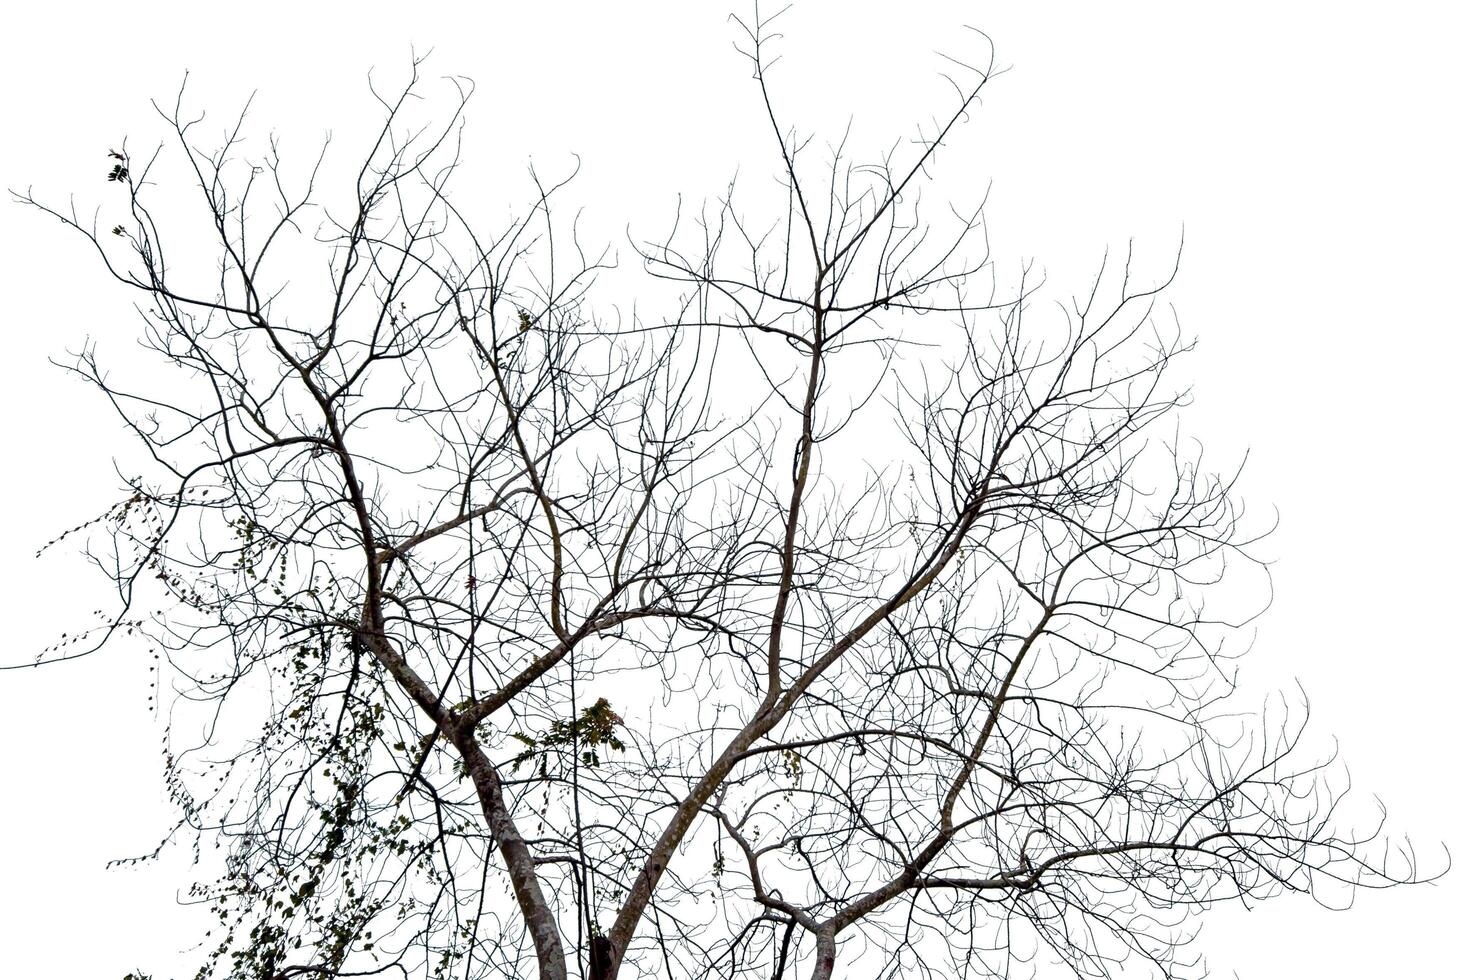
1, 2, 1457, 976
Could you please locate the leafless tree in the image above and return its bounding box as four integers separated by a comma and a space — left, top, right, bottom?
13, 9, 1439, 980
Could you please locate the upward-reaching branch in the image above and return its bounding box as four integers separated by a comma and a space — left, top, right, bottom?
15, 14, 1438, 980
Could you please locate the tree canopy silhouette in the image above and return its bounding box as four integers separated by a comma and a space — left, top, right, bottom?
15, 9, 1438, 980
